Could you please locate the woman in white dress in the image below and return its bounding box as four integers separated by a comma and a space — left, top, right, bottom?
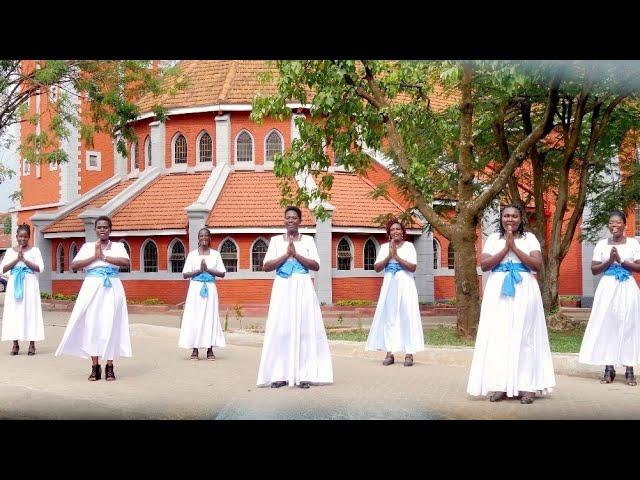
0, 223, 45, 356
179, 228, 226, 360
578, 210, 640, 386
55, 216, 131, 381
257, 206, 333, 389
467, 204, 555, 404
366, 219, 424, 366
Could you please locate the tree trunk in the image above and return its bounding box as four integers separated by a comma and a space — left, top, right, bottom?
452, 225, 481, 339
539, 255, 560, 314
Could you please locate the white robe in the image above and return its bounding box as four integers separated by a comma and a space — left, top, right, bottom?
365, 241, 425, 354
579, 237, 640, 366
467, 232, 555, 397
178, 249, 226, 349
0, 247, 45, 342
55, 241, 132, 360
256, 234, 333, 387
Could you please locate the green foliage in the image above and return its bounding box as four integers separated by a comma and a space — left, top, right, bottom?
40, 292, 77, 301
142, 297, 162, 305
334, 299, 375, 306
3, 216, 10, 234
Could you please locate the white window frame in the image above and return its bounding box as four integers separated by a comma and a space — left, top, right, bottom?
56, 243, 65, 273
167, 238, 186, 273
22, 159, 30, 176
433, 237, 442, 270
234, 130, 255, 169
140, 239, 159, 272
69, 242, 78, 273
86, 151, 102, 171
250, 236, 270, 272
144, 135, 152, 167
171, 132, 188, 170
362, 237, 379, 271
130, 141, 139, 173
195, 130, 214, 170
120, 240, 132, 272
336, 236, 354, 271
263, 129, 284, 170
219, 237, 239, 272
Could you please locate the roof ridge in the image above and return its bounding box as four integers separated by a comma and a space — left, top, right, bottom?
108, 173, 164, 219
218, 60, 238, 103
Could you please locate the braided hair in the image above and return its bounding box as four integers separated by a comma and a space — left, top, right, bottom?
498, 203, 526, 238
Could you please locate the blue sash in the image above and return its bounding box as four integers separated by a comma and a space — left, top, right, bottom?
276, 258, 309, 278
192, 272, 215, 297
86, 266, 120, 287
384, 262, 404, 274
10, 265, 33, 301
492, 261, 531, 297
604, 264, 631, 282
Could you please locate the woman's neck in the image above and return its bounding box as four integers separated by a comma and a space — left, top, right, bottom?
286, 231, 300, 241
198, 245, 210, 253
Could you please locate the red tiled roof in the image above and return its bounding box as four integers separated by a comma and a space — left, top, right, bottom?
43, 180, 135, 233
207, 172, 315, 228
111, 173, 209, 231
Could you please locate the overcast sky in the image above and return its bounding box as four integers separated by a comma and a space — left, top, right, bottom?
0, 125, 19, 213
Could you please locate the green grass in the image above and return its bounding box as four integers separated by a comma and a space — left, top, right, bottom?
327, 325, 587, 353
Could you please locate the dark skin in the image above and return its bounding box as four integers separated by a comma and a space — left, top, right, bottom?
4, 229, 39, 354
263, 210, 319, 272
480, 207, 542, 272
71, 219, 129, 367
374, 223, 417, 273
591, 214, 640, 275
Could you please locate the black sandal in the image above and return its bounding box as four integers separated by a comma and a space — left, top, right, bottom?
601, 365, 616, 384
299, 382, 311, 389
489, 391, 506, 402
88, 364, 101, 381
190, 349, 199, 360
382, 353, 394, 366
27, 344, 36, 356
625, 367, 637, 386
105, 364, 116, 381
271, 381, 287, 388
10, 344, 19, 356
206, 348, 215, 360
404, 354, 414, 367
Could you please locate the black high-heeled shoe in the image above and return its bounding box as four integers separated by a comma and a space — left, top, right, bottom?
88, 364, 101, 381
489, 391, 506, 402
105, 364, 116, 381
601, 365, 616, 384
625, 367, 637, 386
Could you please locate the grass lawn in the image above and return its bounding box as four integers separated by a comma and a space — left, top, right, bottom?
327, 325, 587, 353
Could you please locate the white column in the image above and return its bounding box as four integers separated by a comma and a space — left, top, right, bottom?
414, 232, 434, 303
150, 121, 166, 169
215, 114, 231, 166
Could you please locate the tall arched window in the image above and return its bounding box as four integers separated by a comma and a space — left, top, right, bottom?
174, 134, 187, 164
635, 205, 640, 237
69, 243, 78, 273
57, 244, 65, 273
251, 238, 268, 272
198, 132, 212, 163
447, 242, 455, 269
120, 241, 131, 272
265, 130, 283, 163
131, 141, 139, 171
142, 240, 158, 272
144, 136, 152, 166
433, 238, 441, 270
337, 238, 352, 270
169, 239, 186, 273
220, 239, 238, 272
236, 131, 253, 163
363, 239, 376, 270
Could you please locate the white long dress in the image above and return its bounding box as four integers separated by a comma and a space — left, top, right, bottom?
579, 237, 640, 366
256, 234, 333, 387
467, 232, 555, 397
178, 249, 226, 349
365, 241, 425, 354
55, 241, 132, 360
0, 247, 45, 342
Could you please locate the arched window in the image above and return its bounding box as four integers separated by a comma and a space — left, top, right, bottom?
251, 238, 268, 272
198, 132, 212, 163
220, 239, 238, 272
144, 136, 152, 167
236, 131, 253, 164
142, 240, 158, 272
169, 239, 186, 273
363, 238, 377, 270
447, 242, 455, 269
174, 134, 187, 164
433, 238, 441, 270
265, 130, 283, 163
69, 243, 78, 273
337, 237, 352, 270
635, 205, 640, 237
131, 141, 138, 171
57, 244, 65, 273
120, 241, 131, 272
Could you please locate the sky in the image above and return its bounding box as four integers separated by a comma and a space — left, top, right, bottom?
0, 125, 19, 213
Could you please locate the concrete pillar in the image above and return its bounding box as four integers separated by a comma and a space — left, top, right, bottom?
30, 216, 55, 294
414, 232, 434, 303
186, 206, 209, 252
113, 137, 128, 177
149, 121, 166, 169
314, 212, 333, 304
215, 114, 231, 166
580, 204, 609, 308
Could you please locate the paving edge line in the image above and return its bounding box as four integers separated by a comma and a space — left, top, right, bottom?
127, 323, 603, 380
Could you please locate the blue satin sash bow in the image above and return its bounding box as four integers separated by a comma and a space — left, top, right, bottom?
384, 262, 404, 274
10, 265, 33, 300
604, 264, 631, 282
492, 261, 531, 297
86, 266, 120, 287
192, 272, 215, 297
276, 258, 309, 278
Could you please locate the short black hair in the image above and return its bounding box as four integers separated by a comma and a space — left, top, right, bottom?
198, 227, 211, 236
16, 223, 30, 237
609, 209, 627, 224
284, 206, 302, 220
94, 215, 112, 229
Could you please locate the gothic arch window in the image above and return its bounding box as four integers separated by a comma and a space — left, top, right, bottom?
220, 238, 238, 272
337, 237, 353, 270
